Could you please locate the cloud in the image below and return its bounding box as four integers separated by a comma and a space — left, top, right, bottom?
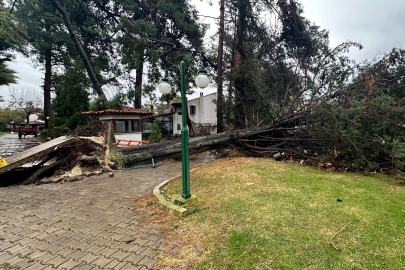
299, 0, 405, 62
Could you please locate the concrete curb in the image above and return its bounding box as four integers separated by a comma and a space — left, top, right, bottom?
153, 167, 200, 218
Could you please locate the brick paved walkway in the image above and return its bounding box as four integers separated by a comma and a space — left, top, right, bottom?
0, 159, 205, 270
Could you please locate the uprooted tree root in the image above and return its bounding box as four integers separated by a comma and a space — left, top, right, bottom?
2, 120, 115, 186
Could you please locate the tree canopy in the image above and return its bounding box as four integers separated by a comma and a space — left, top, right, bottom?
0, 1, 26, 85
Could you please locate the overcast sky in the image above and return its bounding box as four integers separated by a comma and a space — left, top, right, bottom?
1, 0, 404, 103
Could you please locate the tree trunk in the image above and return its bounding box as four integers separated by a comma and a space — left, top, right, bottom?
48, 0, 105, 97
44, 48, 52, 129
234, 2, 245, 128
134, 53, 144, 109
216, 0, 225, 133
121, 127, 245, 164
121, 114, 306, 164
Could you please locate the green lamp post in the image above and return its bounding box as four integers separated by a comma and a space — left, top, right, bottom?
159, 61, 209, 199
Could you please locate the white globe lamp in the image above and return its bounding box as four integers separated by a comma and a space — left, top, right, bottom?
195, 69, 209, 89
159, 78, 172, 94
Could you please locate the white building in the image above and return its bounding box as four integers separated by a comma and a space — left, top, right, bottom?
83, 107, 152, 143
172, 92, 217, 135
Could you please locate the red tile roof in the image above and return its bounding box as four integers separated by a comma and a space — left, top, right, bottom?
82, 107, 153, 116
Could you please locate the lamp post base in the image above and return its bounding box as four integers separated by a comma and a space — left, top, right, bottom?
174, 194, 198, 206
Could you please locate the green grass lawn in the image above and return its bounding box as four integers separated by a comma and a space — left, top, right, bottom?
0, 131, 8, 137
160, 157, 405, 270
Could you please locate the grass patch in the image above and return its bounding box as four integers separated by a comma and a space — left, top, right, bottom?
157, 157, 405, 269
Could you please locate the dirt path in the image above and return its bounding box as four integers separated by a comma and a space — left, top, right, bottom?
0, 157, 211, 270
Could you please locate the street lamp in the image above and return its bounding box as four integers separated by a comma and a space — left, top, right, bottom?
159, 61, 209, 200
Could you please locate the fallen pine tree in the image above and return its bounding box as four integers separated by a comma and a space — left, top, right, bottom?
120, 49, 405, 174
121, 113, 324, 164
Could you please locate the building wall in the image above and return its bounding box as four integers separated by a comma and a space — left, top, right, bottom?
115, 133, 143, 143
202, 93, 217, 124
171, 93, 217, 135
173, 106, 182, 135
99, 114, 141, 121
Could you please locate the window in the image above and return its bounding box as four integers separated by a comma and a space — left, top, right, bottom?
114, 120, 140, 133
116, 120, 126, 132
177, 124, 181, 130
190, 105, 196, 114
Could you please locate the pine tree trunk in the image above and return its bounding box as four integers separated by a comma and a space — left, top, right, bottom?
48, 0, 105, 97
44, 48, 52, 129
234, 5, 245, 128
216, 0, 225, 133
121, 114, 306, 164
134, 54, 144, 109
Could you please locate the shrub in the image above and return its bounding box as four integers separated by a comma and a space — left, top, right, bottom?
149, 118, 162, 143
110, 147, 127, 169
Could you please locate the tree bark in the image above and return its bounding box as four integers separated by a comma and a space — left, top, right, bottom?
216, 0, 225, 133
134, 53, 144, 109
48, 0, 105, 97
234, 2, 246, 128
44, 48, 52, 129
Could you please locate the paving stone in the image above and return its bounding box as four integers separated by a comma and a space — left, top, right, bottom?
104, 258, 121, 269
35, 253, 56, 264
133, 239, 149, 247
113, 261, 128, 270
79, 252, 99, 264
144, 235, 161, 242
72, 263, 97, 270
110, 250, 129, 261
16, 237, 35, 245
66, 239, 82, 249
98, 247, 116, 257
145, 241, 160, 249
3, 254, 25, 266
124, 253, 144, 264
119, 263, 143, 270
36, 242, 63, 253
59, 258, 82, 269
25, 263, 46, 270
45, 255, 69, 268
138, 256, 156, 269
140, 248, 158, 259
127, 245, 147, 255
0, 252, 15, 263
68, 250, 87, 261
91, 256, 114, 268
0, 241, 17, 251
75, 242, 93, 251
14, 259, 36, 269
85, 244, 106, 255
28, 250, 48, 259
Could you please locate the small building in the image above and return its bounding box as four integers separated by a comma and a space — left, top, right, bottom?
142, 92, 217, 137
82, 107, 153, 142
